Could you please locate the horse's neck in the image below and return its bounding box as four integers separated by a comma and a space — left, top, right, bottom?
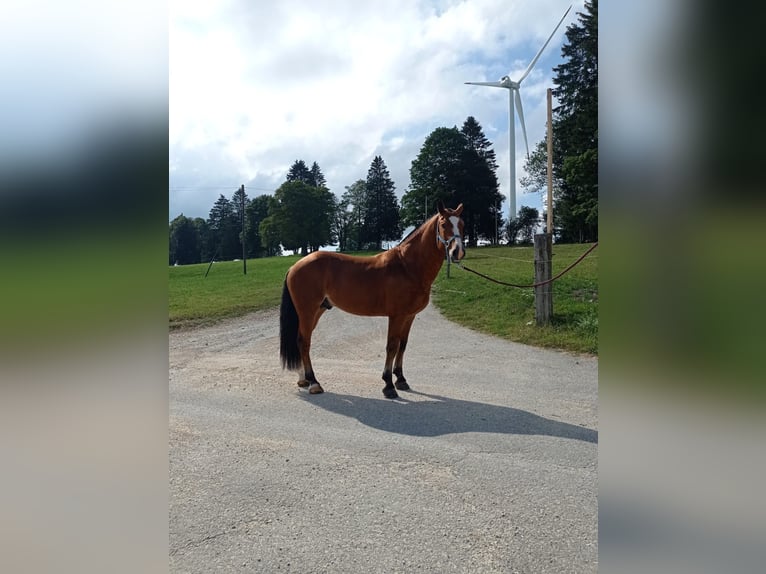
399, 217, 444, 286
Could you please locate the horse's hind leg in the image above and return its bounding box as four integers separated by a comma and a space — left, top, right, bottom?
296, 306, 326, 394
393, 315, 415, 391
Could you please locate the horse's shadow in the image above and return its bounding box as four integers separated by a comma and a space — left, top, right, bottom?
301, 390, 597, 444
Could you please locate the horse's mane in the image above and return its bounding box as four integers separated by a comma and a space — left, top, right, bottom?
397, 214, 437, 248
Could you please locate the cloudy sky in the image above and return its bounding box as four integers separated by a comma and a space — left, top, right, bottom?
169, 0, 584, 221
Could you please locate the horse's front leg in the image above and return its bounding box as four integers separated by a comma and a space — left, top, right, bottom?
381, 315, 415, 398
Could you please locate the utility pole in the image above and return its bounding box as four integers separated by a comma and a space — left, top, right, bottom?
240, 184, 247, 275
535, 88, 555, 325
546, 88, 554, 238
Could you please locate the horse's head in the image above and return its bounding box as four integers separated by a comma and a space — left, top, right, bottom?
436, 200, 465, 263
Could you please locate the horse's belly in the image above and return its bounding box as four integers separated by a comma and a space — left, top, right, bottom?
329, 294, 388, 317
328, 288, 428, 317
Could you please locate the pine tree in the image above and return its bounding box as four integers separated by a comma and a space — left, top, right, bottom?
554, 0, 597, 242
310, 162, 327, 188
522, 0, 597, 242
192, 217, 212, 261
231, 186, 249, 258
462, 116, 498, 171
207, 194, 239, 259
361, 156, 401, 250
461, 117, 503, 245
286, 160, 313, 184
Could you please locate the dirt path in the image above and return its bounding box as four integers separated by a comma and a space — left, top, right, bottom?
170, 303, 598, 573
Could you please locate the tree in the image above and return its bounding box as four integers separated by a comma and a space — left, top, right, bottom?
505, 217, 523, 247
361, 155, 401, 250
286, 160, 313, 185
310, 187, 336, 252
310, 162, 327, 188
268, 160, 335, 254
245, 194, 275, 258
207, 194, 239, 260
518, 206, 540, 244
402, 127, 467, 227
341, 179, 366, 251
521, 0, 598, 242
505, 206, 539, 245
231, 186, 248, 258
461, 117, 503, 244
331, 197, 354, 252
462, 116, 498, 171
258, 215, 282, 257
192, 217, 213, 262
169, 214, 200, 265
402, 121, 502, 247
267, 181, 334, 254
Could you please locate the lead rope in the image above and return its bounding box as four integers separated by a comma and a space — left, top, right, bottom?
454, 242, 598, 288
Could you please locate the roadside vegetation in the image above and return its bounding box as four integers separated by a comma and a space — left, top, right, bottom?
169, 243, 597, 355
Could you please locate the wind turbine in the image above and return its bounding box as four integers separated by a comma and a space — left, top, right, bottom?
465, 5, 572, 220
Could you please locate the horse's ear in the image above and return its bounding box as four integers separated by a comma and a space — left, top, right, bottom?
454, 203, 464, 216
436, 199, 446, 215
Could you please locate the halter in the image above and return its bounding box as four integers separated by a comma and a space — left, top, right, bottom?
436, 218, 462, 278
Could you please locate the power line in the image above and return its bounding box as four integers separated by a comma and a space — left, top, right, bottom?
169, 186, 277, 193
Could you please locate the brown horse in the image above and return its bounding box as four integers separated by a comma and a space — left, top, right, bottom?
279, 201, 465, 398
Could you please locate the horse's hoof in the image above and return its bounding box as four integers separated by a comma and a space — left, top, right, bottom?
297, 380, 310, 388
394, 380, 410, 391
309, 383, 324, 394
382, 386, 399, 399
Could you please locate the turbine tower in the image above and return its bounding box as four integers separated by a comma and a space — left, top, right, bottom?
465, 5, 571, 220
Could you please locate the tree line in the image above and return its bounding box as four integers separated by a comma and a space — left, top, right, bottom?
170, 1, 597, 264
169, 117, 513, 266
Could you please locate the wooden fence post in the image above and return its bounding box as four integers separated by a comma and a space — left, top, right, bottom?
534, 233, 553, 325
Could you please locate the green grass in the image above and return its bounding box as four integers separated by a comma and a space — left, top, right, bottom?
169, 244, 598, 355
432, 244, 598, 355
169, 256, 299, 329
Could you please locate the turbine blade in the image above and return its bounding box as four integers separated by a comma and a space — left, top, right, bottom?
514, 89, 530, 157
465, 81, 506, 87
518, 4, 572, 84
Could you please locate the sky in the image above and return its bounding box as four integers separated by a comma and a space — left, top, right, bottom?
169, 0, 585, 222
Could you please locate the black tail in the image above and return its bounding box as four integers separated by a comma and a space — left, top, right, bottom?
279, 279, 301, 370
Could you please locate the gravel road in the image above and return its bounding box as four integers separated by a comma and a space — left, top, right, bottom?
170, 302, 598, 573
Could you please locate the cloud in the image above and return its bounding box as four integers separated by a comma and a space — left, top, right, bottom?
170, 0, 581, 219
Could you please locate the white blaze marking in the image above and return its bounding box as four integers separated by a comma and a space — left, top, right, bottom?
448, 216, 463, 255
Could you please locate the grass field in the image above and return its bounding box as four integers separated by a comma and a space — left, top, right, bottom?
432, 243, 598, 354
169, 255, 299, 328
169, 243, 598, 355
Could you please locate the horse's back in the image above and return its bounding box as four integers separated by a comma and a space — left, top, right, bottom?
287, 250, 422, 316
288, 250, 386, 279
